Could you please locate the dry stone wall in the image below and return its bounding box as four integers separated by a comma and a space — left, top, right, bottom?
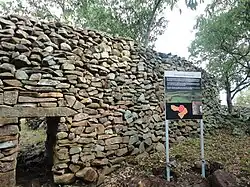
0, 15, 221, 186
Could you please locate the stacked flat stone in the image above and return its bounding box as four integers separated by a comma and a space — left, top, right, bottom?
0, 15, 221, 186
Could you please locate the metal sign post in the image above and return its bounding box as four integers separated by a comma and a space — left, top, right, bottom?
164, 76, 171, 181
165, 119, 170, 181
200, 107, 205, 177
164, 71, 205, 180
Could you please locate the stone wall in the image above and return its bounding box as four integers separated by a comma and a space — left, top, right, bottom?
0, 15, 221, 186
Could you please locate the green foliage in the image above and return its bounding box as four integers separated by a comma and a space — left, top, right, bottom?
0, 0, 206, 46
75, 0, 169, 46
189, 0, 250, 110
235, 87, 250, 106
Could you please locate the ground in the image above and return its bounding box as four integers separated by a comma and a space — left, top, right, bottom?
16, 123, 250, 187
99, 129, 250, 187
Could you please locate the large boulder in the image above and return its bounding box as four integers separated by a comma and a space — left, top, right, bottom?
54, 173, 75, 184
76, 167, 98, 182
208, 170, 238, 187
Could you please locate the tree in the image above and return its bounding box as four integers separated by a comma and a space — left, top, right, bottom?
0, 0, 80, 22
235, 87, 250, 107
75, 0, 170, 46
0, 0, 205, 46
189, 0, 250, 113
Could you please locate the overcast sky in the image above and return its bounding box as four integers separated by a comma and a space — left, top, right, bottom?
154, 1, 227, 105
155, 1, 208, 59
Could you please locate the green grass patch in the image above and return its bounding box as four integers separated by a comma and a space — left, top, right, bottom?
19, 119, 47, 149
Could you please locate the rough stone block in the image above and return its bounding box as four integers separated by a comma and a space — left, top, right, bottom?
0, 141, 17, 149
0, 159, 16, 172
0, 93, 3, 104
0, 107, 77, 117
0, 117, 18, 125
18, 96, 57, 103
0, 125, 18, 136
105, 137, 123, 145
0, 170, 16, 187
54, 173, 75, 184
76, 167, 98, 182
3, 91, 18, 105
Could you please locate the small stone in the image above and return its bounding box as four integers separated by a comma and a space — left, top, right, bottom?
69, 147, 82, 155
155, 142, 165, 152
0, 18, 15, 26
18, 96, 57, 103
69, 164, 80, 173
68, 132, 75, 140
54, 173, 75, 184
81, 98, 92, 104
73, 100, 85, 110
43, 56, 56, 66
176, 136, 186, 142
56, 83, 70, 89
1, 41, 15, 50
62, 63, 75, 70
92, 158, 109, 166
38, 92, 63, 98
144, 138, 152, 146
107, 73, 115, 80
60, 43, 72, 51
105, 137, 122, 145
139, 142, 145, 153
56, 148, 69, 160
15, 70, 28, 80
72, 154, 80, 163
101, 51, 109, 58
55, 163, 68, 169
135, 152, 149, 160
76, 167, 98, 182
29, 73, 42, 81
95, 145, 105, 152
3, 79, 22, 87
138, 94, 145, 102
37, 79, 60, 86
73, 113, 89, 122
14, 54, 31, 67
129, 135, 139, 145
0, 141, 17, 149
4, 91, 18, 105
57, 132, 68, 140
44, 46, 54, 53
16, 29, 28, 38
0, 63, 16, 74
64, 95, 76, 107
16, 44, 29, 52
116, 147, 128, 156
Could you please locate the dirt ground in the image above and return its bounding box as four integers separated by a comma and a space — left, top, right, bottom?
16, 128, 250, 187
99, 130, 250, 187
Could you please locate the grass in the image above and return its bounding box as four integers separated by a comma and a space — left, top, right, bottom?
171, 130, 250, 176
19, 119, 47, 149
119, 129, 250, 186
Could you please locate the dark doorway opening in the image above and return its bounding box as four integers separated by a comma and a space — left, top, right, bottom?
16, 117, 59, 187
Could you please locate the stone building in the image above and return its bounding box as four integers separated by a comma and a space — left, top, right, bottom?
0, 15, 221, 186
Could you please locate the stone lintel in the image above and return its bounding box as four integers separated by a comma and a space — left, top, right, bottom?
0, 107, 77, 117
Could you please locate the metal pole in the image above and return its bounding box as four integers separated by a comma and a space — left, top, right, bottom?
200, 118, 206, 178
164, 75, 170, 181
165, 120, 170, 181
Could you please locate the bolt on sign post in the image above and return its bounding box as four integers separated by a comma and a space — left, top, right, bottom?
164, 71, 205, 181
